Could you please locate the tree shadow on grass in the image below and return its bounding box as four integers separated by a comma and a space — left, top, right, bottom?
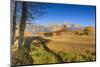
24, 36, 64, 63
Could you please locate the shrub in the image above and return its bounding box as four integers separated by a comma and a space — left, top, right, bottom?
12, 46, 33, 66
84, 26, 95, 35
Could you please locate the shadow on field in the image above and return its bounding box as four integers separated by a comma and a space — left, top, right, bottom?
24, 36, 64, 63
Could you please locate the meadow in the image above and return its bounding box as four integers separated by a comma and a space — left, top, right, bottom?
12, 34, 96, 65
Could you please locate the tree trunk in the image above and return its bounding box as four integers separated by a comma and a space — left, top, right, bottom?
18, 2, 27, 48
12, 1, 17, 45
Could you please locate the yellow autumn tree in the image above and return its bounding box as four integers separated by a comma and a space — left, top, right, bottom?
84, 26, 95, 35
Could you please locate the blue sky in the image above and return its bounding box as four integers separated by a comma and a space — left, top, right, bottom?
34, 3, 96, 27
16, 1, 96, 27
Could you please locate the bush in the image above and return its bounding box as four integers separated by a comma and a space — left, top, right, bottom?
84, 26, 95, 35
12, 46, 33, 66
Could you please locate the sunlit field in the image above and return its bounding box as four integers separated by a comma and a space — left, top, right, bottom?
45, 35, 96, 62
12, 34, 96, 65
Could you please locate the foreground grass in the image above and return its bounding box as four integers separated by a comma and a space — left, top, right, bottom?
30, 46, 58, 64
57, 51, 96, 62
12, 35, 96, 65
30, 46, 96, 64
12, 45, 96, 65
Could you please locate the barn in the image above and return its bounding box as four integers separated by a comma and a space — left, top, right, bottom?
52, 24, 68, 36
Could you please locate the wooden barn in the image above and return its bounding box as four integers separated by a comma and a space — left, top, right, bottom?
52, 24, 68, 36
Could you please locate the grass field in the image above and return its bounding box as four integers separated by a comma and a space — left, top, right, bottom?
45, 35, 95, 54
12, 34, 96, 65
42, 35, 96, 62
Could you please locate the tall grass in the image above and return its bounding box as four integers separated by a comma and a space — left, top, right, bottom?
30, 46, 96, 64
12, 38, 96, 65
57, 50, 96, 63
30, 46, 58, 64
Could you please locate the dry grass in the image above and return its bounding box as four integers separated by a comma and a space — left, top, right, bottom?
44, 35, 96, 62
11, 34, 96, 65
45, 35, 95, 53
